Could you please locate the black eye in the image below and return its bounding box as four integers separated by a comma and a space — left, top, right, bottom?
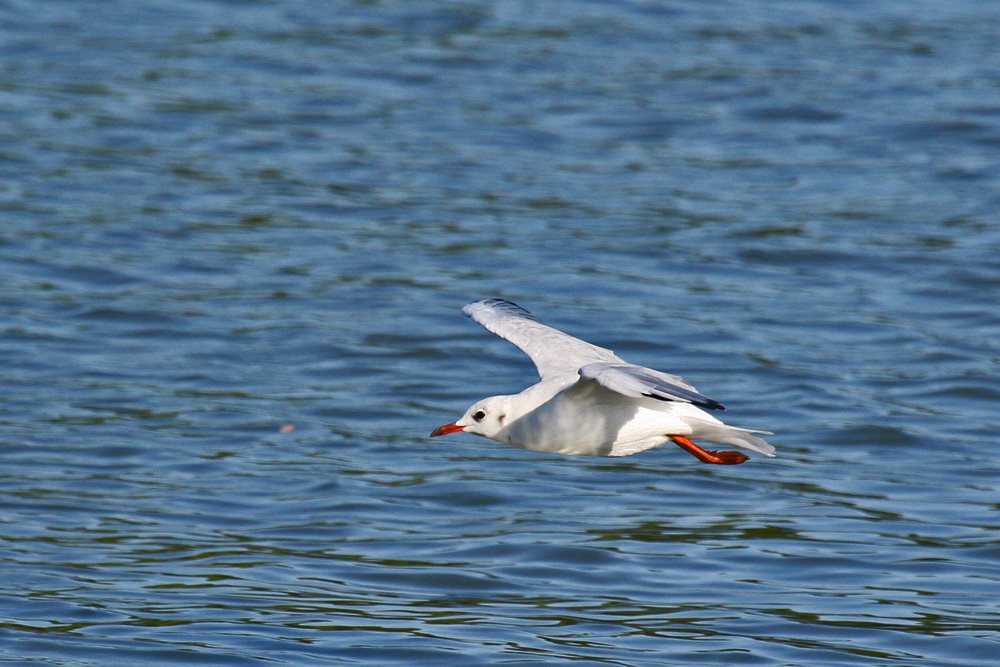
472, 410, 486, 421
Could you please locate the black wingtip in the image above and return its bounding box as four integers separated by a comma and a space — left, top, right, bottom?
642, 393, 725, 411
477, 298, 540, 322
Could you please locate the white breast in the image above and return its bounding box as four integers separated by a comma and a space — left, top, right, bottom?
497, 377, 695, 456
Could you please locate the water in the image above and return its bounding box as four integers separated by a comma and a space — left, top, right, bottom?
1, 1, 998, 664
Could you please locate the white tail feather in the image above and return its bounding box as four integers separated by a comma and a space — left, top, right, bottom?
685, 420, 776, 457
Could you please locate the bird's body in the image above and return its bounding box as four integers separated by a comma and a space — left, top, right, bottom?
432, 299, 774, 464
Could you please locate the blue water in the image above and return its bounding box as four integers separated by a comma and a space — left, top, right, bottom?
1, 1, 998, 664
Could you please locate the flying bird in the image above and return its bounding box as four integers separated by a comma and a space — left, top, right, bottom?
431, 299, 774, 464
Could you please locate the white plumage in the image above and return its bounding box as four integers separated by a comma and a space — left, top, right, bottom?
431, 299, 774, 463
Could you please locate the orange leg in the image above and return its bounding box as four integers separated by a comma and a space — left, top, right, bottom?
670, 435, 749, 465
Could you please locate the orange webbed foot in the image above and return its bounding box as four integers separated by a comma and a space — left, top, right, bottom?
669, 435, 749, 465
703, 449, 749, 465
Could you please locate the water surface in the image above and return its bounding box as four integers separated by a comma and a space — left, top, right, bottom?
1, 1, 998, 664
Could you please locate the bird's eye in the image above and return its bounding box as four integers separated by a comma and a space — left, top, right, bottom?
472, 410, 486, 421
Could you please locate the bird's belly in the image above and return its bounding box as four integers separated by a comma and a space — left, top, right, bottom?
499, 387, 689, 456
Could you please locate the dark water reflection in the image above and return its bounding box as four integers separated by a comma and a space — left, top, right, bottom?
2, 0, 998, 664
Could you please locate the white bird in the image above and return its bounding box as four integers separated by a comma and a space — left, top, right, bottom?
431, 299, 775, 464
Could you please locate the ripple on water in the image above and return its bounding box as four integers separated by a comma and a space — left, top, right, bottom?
1, 0, 998, 664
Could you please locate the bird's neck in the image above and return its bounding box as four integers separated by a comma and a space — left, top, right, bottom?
507, 377, 575, 422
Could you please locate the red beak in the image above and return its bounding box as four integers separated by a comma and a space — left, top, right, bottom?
430, 422, 465, 437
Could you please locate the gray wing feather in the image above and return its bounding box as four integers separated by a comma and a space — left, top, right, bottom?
463, 299, 620, 379
579, 362, 725, 411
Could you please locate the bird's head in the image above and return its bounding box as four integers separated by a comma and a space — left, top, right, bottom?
430, 395, 512, 440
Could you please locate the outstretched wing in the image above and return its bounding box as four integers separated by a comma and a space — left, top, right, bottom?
463, 298, 620, 379
579, 362, 725, 411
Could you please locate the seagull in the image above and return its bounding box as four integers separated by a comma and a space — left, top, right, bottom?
431, 299, 774, 464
